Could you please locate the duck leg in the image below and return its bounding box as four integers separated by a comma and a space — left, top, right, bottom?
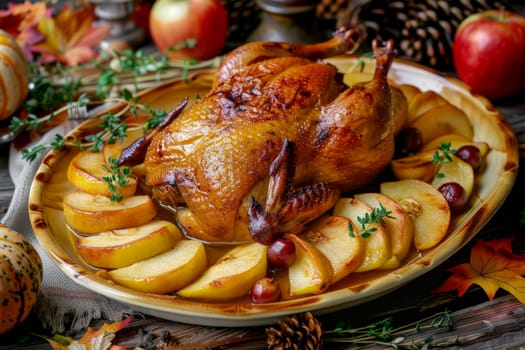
215, 27, 361, 85
248, 139, 341, 245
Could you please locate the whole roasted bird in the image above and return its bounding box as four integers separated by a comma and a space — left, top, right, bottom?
121, 28, 399, 244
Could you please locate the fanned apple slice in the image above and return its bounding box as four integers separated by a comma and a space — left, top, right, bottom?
408, 104, 474, 144
432, 154, 475, 199
178, 242, 267, 300
396, 83, 421, 103
355, 193, 414, 269
286, 233, 333, 296
76, 220, 181, 268
332, 198, 392, 272
108, 239, 207, 293
422, 134, 490, 157
407, 90, 448, 122
63, 192, 157, 234
67, 150, 137, 197
381, 179, 451, 251
391, 149, 439, 182
303, 215, 365, 283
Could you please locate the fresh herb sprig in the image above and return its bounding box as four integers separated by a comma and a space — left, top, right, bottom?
16, 89, 168, 162
433, 141, 457, 178
102, 157, 132, 202
348, 203, 393, 238
323, 310, 457, 348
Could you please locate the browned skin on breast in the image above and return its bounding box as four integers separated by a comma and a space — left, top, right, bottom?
144, 29, 396, 243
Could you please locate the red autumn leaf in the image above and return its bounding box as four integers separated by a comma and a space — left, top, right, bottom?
31, 3, 111, 66
45, 316, 132, 350
434, 237, 525, 304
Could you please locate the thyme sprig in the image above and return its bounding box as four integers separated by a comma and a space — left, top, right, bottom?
17, 88, 168, 162
432, 141, 457, 179
348, 203, 393, 238
324, 310, 457, 349
102, 157, 132, 202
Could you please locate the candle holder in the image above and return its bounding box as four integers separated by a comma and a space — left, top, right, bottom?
90, 0, 146, 49
248, 0, 326, 43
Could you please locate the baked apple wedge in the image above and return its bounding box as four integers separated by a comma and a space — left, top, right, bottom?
76, 220, 181, 268
333, 198, 392, 272
407, 90, 448, 122
355, 192, 414, 269
178, 242, 267, 300
63, 192, 156, 234
408, 104, 474, 144
67, 150, 137, 198
108, 239, 207, 293
286, 233, 333, 296
381, 179, 451, 250
302, 215, 365, 283
431, 154, 475, 199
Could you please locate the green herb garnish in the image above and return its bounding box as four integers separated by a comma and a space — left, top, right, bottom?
102, 157, 132, 202
348, 203, 394, 238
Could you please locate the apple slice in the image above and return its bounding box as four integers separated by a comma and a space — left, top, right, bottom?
408, 104, 474, 144
396, 83, 421, 103
303, 215, 365, 283
407, 90, 448, 122
391, 149, 439, 182
178, 242, 267, 300
422, 134, 489, 157
381, 179, 451, 251
108, 239, 207, 293
355, 193, 414, 269
76, 220, 181, 268
432, 154, 475, 199
67, 150, 137, 198
63, 192, 157, 235
343, 71, 373, 87
332, 198, 392, 272
286, 233, 333, 296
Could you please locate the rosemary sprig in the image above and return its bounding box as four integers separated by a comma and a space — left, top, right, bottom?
323, 310, 457, 349
348, 203, 393, 238
102, 157, 132, 202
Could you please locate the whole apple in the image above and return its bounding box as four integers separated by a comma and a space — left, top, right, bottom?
149, 0, 228, 61
452, 10, 525, 100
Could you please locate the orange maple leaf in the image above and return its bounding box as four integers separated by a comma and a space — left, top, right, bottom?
45, 316, 132, 350
434, 237, 525, 304
32, 3, 111, 66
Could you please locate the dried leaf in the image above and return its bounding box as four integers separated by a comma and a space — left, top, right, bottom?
45, 317, 132, 350
31, 3, 111, 65
434, 237, 525, 304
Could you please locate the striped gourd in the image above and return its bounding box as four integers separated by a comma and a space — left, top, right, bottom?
0, 225, 43, 335
0, 29, 29, 120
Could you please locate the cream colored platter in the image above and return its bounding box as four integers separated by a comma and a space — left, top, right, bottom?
29, 56, 519, 327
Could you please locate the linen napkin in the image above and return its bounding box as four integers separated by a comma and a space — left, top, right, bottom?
1, 117, 133, 334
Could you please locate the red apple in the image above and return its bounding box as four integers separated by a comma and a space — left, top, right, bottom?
149, 0, 228, 61
452, 10, 525, 100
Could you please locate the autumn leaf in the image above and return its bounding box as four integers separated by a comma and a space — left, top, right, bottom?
45, 316, 132, 350
434, 237, 525, 304
31, 3, 111, 66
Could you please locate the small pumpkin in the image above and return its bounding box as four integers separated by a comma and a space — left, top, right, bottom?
0, 29, 30, 120
0, 224, 43, 335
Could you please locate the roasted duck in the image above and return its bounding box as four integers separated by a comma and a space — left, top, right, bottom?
121, 28, 399, 243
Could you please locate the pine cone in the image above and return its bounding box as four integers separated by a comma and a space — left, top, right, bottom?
266, 312, 323, 350
337, 0, 514, 69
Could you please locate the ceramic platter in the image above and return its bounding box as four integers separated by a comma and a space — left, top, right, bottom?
29, 56, 519, 327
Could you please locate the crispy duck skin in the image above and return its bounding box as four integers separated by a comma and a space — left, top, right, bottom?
138, 28, 396, 243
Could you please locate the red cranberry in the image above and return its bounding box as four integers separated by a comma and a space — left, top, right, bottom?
455, 145, 482, 171
267, 238, 296, 270
438, 182, 468, 213
250, 277, 281, 304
